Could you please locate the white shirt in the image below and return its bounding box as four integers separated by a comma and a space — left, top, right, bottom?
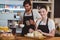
36, 19, 55, 32
20, 10, 41, 22
25, 13, 32, 16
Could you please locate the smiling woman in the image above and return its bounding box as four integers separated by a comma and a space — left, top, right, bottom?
37, 5, 55, 37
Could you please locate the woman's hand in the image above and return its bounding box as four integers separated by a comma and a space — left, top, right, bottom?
37, 29, 55, 37
37, 29, 43, 34
29, 28, 34, 33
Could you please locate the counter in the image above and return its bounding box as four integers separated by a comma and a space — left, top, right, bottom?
0, 33, 60, 40
16, 36, 60, 40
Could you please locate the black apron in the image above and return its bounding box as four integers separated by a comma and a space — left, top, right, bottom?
21, 12, 35, 36
38, 19, 49, 33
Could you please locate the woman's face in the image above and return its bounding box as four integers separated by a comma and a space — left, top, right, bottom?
24, 4, 31, 11
39, 8, 48, 18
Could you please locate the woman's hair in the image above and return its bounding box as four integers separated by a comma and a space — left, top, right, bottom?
23, 0, 31, 6
39, 5, 47, 11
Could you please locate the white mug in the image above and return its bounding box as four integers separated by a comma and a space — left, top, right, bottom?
20, 24, 24, 28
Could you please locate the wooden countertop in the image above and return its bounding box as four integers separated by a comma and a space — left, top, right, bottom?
46, 37, 60, 40
16, 36, 60, 40
0, 33, 60, 40
16, 34, 60, 40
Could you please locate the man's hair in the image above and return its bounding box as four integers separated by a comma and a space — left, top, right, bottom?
23, 0, 31, 6
40, 5, 47, 11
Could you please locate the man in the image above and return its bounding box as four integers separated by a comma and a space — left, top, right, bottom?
20, 0, 41, 36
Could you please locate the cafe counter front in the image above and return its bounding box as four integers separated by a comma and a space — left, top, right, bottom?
16, 36, 60, 40
0, 26, 60, 40
0, 33, 60, 40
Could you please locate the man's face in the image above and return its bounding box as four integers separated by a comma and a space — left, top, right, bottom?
24, 4, 31, 11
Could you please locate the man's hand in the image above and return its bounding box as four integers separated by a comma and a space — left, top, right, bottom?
29, 19, 36, 25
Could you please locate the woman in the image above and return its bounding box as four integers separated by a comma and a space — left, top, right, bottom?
37, 5, 55, 37
21, 0, 41, 36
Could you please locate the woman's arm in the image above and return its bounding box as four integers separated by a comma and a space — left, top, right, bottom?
38, 19, 56, 37
42, 29, 55, 37
37, 29, 55, 37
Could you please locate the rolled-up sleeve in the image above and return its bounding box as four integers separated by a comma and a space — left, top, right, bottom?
33, 9, 41, 22
48, 19, 55, 32
33, 9, 41, 27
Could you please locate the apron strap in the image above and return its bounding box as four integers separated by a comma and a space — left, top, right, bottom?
32, 11, 34, 21
39, 18, 48, 25
23, 11, 34, 21
46, 18, 48, 26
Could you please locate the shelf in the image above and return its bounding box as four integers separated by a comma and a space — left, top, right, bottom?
48, 10, 52, 12
0, 8, 4, 10
32, 1, 52, 3
5, 8, 25, 11
8, 19, 20, 20
33, 9, 52, 12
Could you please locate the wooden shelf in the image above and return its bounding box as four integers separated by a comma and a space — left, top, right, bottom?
31, 0, 54, 19
32, 1, 52, 3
